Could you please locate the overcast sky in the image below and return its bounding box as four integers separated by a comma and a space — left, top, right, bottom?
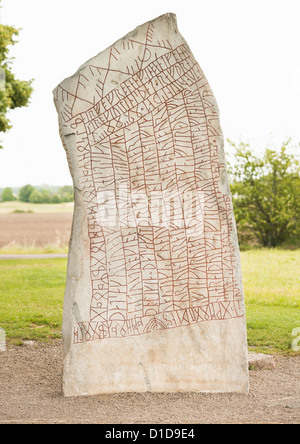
0, 0, 299, 187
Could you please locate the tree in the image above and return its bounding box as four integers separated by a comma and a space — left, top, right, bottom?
40, 189, 51, 203
228, 140, 300, 248
1, 187, 15, 201
28, 189, 53, 204
19, 184, 34, 202
0, 6, 33, 148
51, 194, 62, 204
28, 189, 42, 204
58, 185, 74, 202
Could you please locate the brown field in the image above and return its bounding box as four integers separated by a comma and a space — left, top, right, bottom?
0, 213, 73, 250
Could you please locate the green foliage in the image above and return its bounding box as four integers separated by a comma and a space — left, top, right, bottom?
58, 185, 74, 203
0, 19, 33, 148
40, 190, 51, 204
28, 189, 52, 204
228, 140, 300, 248
12, 209, 33, 214
18, 184, 74, 204
1, 186, 15, 201
19, 184, 34, 202
28, 189, 42, 204
51, 194, 61, 204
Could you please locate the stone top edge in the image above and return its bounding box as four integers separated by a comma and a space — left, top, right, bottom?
52, 12, 178, 96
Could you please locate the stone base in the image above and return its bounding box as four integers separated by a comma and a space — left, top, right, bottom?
62, 319, 249, 397
248, 353, 276, 370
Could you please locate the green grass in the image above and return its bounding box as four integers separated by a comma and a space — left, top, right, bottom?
0, 259, 66, 343
0, 245, 69, 255
0, 201, 74, 214
241, 249, 300, 354
0, 250, 299, 353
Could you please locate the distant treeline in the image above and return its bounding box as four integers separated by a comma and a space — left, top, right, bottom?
0, 185, 74, 204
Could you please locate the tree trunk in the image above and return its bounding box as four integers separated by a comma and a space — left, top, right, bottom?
267, 232, 274, 248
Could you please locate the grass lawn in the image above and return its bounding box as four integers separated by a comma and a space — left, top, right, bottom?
0, 250, 299, 353
241, 249, 300, 354
0, 259, 66, 343
0, 245, 69, 255
0, 201, 74, 214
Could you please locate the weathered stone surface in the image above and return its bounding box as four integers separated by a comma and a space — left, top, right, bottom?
248, 353, 276, 370
22, 340, 36, 348
53, 13, 249, 397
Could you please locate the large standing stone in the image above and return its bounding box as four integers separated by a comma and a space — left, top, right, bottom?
53, 13, 249, 397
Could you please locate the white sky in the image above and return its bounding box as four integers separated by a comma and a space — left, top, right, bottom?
0, 0, 299, 187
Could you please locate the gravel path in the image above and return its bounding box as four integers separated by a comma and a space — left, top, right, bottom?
0, 341, 299, 424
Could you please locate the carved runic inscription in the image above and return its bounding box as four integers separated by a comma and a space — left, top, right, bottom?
54, 18, 244, 345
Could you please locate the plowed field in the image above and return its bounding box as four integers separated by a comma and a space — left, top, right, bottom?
0, 213, 73, 250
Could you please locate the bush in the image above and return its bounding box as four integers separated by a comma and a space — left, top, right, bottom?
228, 139, 300, 248
28, 189, 43, 204
1, 187, 15, 201
58, 186, 74, 202
51, 194, 62, 204
19, 184, 35, 202
18, 185, 74, 204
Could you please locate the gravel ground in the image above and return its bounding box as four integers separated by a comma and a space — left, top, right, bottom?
0, 341, 299, 424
